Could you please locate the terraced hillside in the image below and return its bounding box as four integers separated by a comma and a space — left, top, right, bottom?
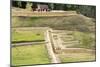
12, 8, 96, 66
49, 29, 95, 63
11, 27, 51, 66
11, 27, 95, 66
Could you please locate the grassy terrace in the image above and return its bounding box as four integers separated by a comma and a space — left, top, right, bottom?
11, 28, 51, 66
60, 31, 95, 49
59, 53, 95, 63
12, 28, 45, 42
12, 10, 77, 17
73, 31, 95, 49
58, 31, 96, 63
12, 44, 51, 66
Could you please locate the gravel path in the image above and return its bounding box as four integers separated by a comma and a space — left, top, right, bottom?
44, 29, 61, 63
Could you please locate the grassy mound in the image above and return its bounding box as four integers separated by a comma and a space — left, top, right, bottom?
12, 14, 95, 32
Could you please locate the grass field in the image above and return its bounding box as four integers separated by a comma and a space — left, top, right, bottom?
12, 44, 51, 66
72, 31, 95, 49
59, 53, 95, 63
12, 28, 45, 42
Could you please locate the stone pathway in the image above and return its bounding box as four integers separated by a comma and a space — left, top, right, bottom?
44, 29, 61, 63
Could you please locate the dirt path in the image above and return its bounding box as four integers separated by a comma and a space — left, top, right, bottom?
44, 29, 61, 63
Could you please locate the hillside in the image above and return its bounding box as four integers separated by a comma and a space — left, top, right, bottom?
12, 14, 95, 32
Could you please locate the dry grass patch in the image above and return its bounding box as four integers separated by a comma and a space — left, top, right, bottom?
58, 52, 95, 63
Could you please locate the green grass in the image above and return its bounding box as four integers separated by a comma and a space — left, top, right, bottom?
12, 28, 44, 42
59, 53, 95, 63
12, 15, 95, 32
72, 31, 95, 49
60, 31, 95, 49
12, 44, 51, 66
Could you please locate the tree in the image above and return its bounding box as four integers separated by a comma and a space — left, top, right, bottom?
31, 2, 37, 11
20, 1, 27, 9
77, 5, 96, 18
50, 3, 54, 10
12, 1, 19, 7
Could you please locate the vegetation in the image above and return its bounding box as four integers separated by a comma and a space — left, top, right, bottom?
59, 53, 95, 63
12, 44, 51, 66
12, 1, 96, 18
73, 31, 95, 49
11, 1, 96, 65
12, 28, 45, 42
12, 15, 95, 32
